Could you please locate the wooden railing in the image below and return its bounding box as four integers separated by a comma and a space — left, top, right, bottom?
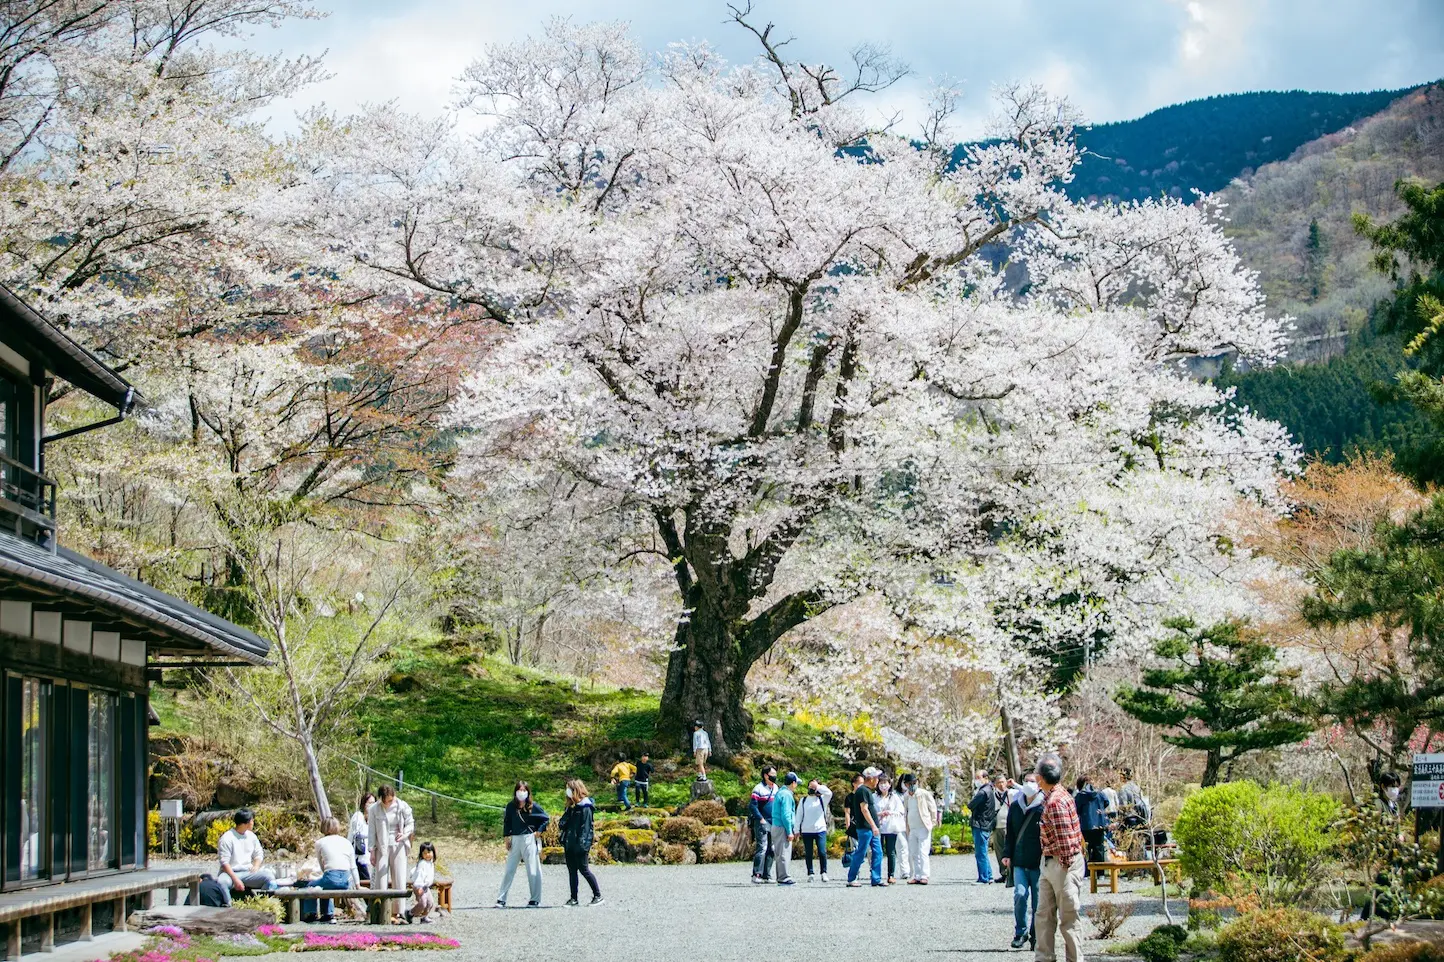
0, 450, 57, 546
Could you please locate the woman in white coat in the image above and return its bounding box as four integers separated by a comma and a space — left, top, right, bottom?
367, 785, 415, 924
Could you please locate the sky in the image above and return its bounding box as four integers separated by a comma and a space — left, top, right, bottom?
251, 0, 1444, 139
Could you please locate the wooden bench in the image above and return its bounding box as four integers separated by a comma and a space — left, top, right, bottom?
272, 888, 411, 925
433, 880, 452, 916
0, 869, 200, 960
1087, 858, 1179, 894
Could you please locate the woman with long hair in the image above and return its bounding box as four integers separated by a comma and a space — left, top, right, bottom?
367, 784, 414, 924
496, 780, 549, 908
558, 778, 603, 906
351, 792, 375, 882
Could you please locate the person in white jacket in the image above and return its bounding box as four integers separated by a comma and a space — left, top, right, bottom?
407, 842, 438, 923
368, 785, 415, 924
876, 778, 908, 884
901, 773, 939, 884
796, 778, 833, 881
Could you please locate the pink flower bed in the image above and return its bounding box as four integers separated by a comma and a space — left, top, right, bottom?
298, 932, 459, 952
256, 925, 287, 937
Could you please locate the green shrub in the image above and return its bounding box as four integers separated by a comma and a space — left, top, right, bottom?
1188, 907, 1224, 931
1216, 907, 1349, 962
1173, 782, 1340, 902
147, 810, 161, 852
1152, 924, 1188, 946
658, 816, 705, 845
233, 894, 284, 923
1137, 932, 1181, 962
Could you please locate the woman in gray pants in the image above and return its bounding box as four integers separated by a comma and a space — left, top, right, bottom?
496, 781, 549, 908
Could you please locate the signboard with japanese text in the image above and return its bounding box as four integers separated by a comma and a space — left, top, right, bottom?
1412, 754, 1444, 808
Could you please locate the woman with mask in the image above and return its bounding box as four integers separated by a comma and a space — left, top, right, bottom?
350, 792, 375, 883
1003, 774, 1045, 950
876, 778, 906, 884
496, 780, 549, 908
559, 779, 603, 906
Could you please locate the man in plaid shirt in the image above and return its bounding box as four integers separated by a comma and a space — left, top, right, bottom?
1034, 752, 1085, 962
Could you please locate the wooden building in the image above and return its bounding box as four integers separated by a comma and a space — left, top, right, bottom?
0, 288, 270, 957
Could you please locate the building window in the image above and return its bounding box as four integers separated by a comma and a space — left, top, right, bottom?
87, 690, 117, 872
18, 677, 46, 881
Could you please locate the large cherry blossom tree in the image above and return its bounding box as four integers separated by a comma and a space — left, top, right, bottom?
299, 15, 1296, 758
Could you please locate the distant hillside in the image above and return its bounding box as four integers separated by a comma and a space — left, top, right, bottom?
1069, 88, 1422, 203
1219, 84, 1444, 353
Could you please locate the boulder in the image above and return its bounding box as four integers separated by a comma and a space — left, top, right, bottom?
128, 907, 273, 936
212, 776, 259, 809
700, 823, 750, 860
541, 846, 566, 865
599, 828, 656, 863
626, 816, 653, 830
690, 778, 717, 802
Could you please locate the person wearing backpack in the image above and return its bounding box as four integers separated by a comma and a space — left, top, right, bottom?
798, 778, 834, 882
558, 778, 603, 906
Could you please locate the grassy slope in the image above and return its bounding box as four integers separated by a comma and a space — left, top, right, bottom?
353, 643, 851, 832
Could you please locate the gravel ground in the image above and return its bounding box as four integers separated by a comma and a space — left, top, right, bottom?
287, 854, 1174, 962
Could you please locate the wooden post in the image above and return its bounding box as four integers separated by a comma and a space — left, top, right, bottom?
189, 879, 200, 904
115, 897, 129, 933
430, 793, 437, 823
142, 890, 153, 910
7, 921, 21, 961
79, 903, 93, 941
167, 886, 179, 906
40, 913, 54, 953
285, 900, 300, 925
396, 770, 403, 795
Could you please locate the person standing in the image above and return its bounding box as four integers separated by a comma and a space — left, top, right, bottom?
1074, 776, 1109, 866
771, 772, 799, 885
1003, 773, 1045, 950
749, 766, 779, 883
350, 793, 375, 883
692, 721, 712, 780
559, 778, 603, 906
876, 777, 906, 884
1118, 768, 1147, 828
798, 778, 833, 882
1034, 753, 1085, 962
496, 781, 549, 908
609, 755, 636, 811
633, 753, 654, 807
407, 842, 439, 924
901, 773, 937, 884
968, 772, 999, 884
846, 768, 885, 888
216, 809, 276, 905
367, 786, 415, 924
993, 775, 1011, 885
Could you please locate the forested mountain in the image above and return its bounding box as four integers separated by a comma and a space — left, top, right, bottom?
1069, 88, 1421, 203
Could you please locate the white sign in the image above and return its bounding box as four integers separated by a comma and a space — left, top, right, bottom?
1412, 754, 1444, 808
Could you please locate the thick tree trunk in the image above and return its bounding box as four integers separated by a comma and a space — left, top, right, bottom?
659, 595, 753, 760
1201, 750, 1224, 787
300, 732, 333, 821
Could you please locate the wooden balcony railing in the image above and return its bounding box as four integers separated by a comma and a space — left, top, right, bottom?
0, 450, 57, 547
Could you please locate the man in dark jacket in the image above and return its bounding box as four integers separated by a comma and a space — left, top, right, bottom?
968, 771, 999, 883
1075, 776, 1110, 865
1003, 773, 1045, 950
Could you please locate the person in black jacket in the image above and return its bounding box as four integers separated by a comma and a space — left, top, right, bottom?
1002, 773, 1045, 950
968, 772, 999, 883
496, 780, 549, 908
1074, 776, 1110, 866
558, 778, 603, 906
633, 753, 654, 807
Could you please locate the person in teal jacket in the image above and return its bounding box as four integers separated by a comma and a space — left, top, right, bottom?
771, 773, 799, 884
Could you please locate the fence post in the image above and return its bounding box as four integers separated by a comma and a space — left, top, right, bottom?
397, 770, 404, 795
431, 793, 437, 823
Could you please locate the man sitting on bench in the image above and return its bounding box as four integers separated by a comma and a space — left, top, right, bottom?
217, 809, 277, 905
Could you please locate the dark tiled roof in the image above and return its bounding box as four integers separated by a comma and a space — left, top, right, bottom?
0, 285, 137, 413
0, 531, 269, 663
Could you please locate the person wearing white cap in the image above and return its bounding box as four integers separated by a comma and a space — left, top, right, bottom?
846, 768, 885, 887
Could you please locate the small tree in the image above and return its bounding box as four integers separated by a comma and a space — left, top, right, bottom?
1115, 619, 1311, 786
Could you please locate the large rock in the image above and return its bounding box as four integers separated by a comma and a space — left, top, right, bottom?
626, 816, 653, 830
700, 823, 750, 860
129, 908, 273, 935
690, 778, 717, 802
599, 828, 656, 863
212, 776, 259, 809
